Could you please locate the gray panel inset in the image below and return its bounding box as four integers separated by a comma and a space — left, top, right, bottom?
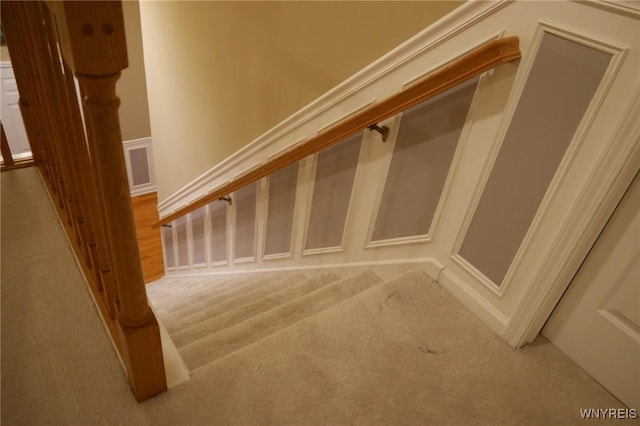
372, 78, 478, 241
176, 216, 189, 267
129, 147, 151, 186
235, 182, 257, 259
459, 33, 611, 286
306, 133, 362, 250
162, 225, 175, 268
209, 201, 227, 263
191, 207, 206, 264
265, 162, 299, 255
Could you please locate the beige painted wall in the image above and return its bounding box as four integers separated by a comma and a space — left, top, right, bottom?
119, 0, 151, 142
139, 1, 462, 201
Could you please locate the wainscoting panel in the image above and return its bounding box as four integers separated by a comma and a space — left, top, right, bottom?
234, 182, 258, 261
175, 216, 189, 268
304, 133, 363, 251
371, 78, 479, 242
123, 137, 156, 196
162, 225, 175, 270
457, 31, 612, 287
191, 207, 206, 266
209, 201, 228, 264
264, 162, 299, 257
129, 147, 151, 186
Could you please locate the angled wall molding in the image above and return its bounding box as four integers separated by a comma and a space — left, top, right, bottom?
157, 1, 510, 219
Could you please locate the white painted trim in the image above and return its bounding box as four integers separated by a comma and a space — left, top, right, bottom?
438, 268, 509, 334
315, 100, 375, 134
262, 252, 294, 261
574, 0, 640, 19
364, 235, 431, 250
167, 256, 444, 279
502, 87, 640, 347
156, 1, 510, 218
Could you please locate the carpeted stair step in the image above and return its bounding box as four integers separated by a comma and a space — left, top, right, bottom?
160, 274, 282, 320
171, 272, 340, 348
166, 273, 307, 334
181, 270, 382, 370
154, 273, 283, 314
149, 275, 250, 313
147, 275, 241, 311
181, 269, 471, 424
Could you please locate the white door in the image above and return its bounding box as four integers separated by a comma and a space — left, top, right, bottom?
543, 171, 640, 408
1, 62, 31, 160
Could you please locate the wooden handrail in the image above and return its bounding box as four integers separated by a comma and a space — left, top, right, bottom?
153, 36, 521, 229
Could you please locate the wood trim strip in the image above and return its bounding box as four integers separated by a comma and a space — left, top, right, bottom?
153, 36, 521, 229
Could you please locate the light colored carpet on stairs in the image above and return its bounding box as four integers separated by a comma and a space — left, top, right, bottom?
2, 168, 629, 425
165, 272, 307, 334
178, 270, 382, 369
168, 272, 340, 348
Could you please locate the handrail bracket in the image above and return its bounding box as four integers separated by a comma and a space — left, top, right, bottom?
367, 124, 390, 142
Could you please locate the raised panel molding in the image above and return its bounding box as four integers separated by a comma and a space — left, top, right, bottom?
451, 21, 627, 297
123, 137, 156, 196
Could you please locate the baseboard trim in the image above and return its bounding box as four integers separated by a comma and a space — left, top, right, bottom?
438, 268, 509, 338
165, 257, 443, 281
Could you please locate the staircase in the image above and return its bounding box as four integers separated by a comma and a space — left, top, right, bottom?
148, 269, 391, 371
143, 268, 627, 424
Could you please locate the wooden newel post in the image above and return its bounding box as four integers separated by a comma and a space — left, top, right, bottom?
51, 0, 166, 401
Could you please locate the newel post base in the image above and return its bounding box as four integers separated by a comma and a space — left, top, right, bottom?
116, 316, 167, 402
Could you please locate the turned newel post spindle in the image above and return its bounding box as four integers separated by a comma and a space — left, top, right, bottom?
51, 1, 166, 401
79, 73, 151, 325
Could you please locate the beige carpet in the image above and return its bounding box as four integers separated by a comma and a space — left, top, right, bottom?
2, 167, 631, 425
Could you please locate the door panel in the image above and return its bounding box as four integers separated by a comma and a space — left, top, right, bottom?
543, 172, 640, 408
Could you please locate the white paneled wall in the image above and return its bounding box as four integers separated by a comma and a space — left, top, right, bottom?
158, 0, 640, 347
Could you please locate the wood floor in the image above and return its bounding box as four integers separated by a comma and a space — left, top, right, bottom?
131, 192, 165, 284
